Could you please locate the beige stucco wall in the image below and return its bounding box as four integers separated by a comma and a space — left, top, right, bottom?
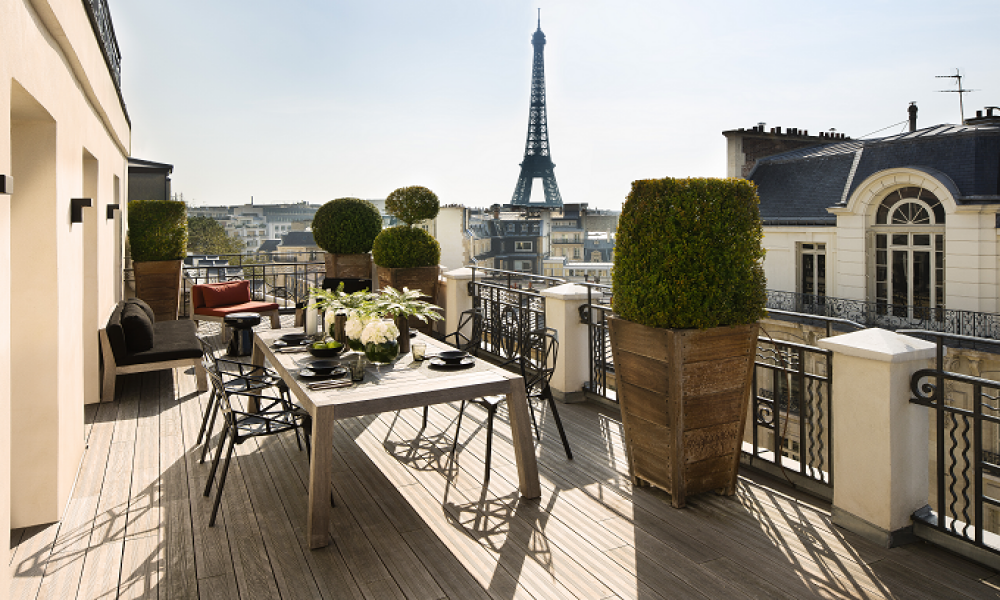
2, 0, 130, 539
761, 227, 838, 294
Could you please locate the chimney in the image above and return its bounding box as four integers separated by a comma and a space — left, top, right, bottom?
908, 102, 918, 132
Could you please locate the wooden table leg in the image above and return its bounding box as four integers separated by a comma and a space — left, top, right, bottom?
505, 376, 541, 499
307, 405, 334, 549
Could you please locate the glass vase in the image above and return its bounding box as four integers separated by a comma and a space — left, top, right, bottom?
364, 340, 399, 364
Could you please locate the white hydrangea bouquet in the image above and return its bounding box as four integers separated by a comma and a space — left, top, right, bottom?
360, 318, 401, 364
360, 319, 400, 345
344, 311, 375, 351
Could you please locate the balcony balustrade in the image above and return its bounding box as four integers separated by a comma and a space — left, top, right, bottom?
83, 0, 122, 91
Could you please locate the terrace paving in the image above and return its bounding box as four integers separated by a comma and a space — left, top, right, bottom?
10, 320, 1000, 600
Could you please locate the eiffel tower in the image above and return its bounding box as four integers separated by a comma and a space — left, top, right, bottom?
510, 12, 563, 207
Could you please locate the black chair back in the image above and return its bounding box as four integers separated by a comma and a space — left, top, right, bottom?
445, 308, 483, 354
520, 327, 558, 395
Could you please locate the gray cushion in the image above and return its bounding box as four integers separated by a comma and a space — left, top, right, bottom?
105, 302, 128, 360
127, 297, 156, 323
118, 319, 202, 366
121, 303, 155, 353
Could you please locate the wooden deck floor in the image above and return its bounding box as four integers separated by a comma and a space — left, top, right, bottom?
11, 328, 1000, 599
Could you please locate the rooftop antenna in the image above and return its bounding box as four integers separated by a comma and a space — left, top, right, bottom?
537, 8, 540, 28
936, 68, 977, 125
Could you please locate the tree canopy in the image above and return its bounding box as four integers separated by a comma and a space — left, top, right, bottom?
187, 215, 244, 255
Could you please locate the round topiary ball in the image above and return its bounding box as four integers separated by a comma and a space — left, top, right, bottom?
372, 226, 441, 268
385, 186, 439, 226
312, 197, 382, 254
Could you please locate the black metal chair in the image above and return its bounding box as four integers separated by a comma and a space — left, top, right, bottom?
451, 327, 572, 484
202, 369, 312, 526
421, 308, 483, 429
196, 335, 301, 463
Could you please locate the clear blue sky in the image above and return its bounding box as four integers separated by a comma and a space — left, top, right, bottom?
115, 0, 1000, 211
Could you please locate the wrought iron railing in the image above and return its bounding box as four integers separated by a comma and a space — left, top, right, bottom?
82, 0, 122, 90
745, 333, 834, 489
767, 290, 1000, 340
126, 256, 326, 318
907, 331, 1000, 557
579, 283, 615, 401
468, 267, 563, 361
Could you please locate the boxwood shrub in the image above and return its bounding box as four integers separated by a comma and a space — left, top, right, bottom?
385, 185, 439, 226
372, 226, 440, 268
312, 197, 382, 254
127, 199, 187, 262
612, 177, 767, 329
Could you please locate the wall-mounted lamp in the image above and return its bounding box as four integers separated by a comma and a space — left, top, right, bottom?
0, 175, 12, 195
106, 203, 120, 219
71, 198, 92, 223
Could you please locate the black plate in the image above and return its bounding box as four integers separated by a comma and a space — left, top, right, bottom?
436, 350, 468, 362
280, 333, 312, 342
273, 339, 310, 348
305, 359, 341, 373
299, 366, 348, 379
429, 357, 475, 369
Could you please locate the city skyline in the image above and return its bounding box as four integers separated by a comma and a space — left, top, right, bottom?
116, 0, 1000, 210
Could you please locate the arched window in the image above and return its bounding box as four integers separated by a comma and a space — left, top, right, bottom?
872, 187, 945, 319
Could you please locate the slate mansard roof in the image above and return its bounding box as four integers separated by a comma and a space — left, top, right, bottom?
750, 123, 1000, 226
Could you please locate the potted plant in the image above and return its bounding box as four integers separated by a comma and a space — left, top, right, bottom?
311, 197, 382, 287
128, 199, 188, 321
309, 284, 378, 346
374, 286, 443, 353
608, 177, 766, 508
372, 186, 442, 331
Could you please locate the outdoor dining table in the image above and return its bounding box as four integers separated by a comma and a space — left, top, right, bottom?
251, 329, 542, 549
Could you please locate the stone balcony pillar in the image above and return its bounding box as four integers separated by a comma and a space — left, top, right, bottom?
541, 284, 591, 403
441, 267, 474, 339
817, 328, 936, 547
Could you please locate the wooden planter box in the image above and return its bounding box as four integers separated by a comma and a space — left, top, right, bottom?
133, 259, 183, 321
324, 253, 372, 279
376, 265, 440, 334
608, 316, 758, 508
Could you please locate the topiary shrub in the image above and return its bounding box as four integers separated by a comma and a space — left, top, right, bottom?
385, 185, 439, 226
612, 177, 767, 330
372, 226, 440, 268
312, 197, 382, 254
128, 199, 188, 262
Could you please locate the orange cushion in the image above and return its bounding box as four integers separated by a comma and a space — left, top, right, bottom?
194, 301, 279, 317
200, 281, 251, 308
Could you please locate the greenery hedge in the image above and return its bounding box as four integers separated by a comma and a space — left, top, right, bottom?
312, 197, 382, 254
612, 177, 767, 329
372, 226, 440, 268
128, 199, 187, 262
385, 186, 439, 226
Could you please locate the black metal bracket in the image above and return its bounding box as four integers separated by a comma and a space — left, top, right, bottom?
71, 198, 92, 223
0, 175, 12, 195
578, 304, 591, 324
106, 203, 119, 219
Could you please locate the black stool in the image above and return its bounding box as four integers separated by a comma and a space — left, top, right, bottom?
224, 312, 262, 356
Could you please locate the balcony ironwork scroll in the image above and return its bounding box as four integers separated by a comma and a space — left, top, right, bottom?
468, 267, 562, 361
907, 330, 1000, 557
746, 334, 834, 489
82, 0, 122, 91
766, 290, 1000, 340
579, 282, 615, 402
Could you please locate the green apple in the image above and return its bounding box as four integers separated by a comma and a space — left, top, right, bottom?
312, 342, 326, 349
326, 341, 342, 349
